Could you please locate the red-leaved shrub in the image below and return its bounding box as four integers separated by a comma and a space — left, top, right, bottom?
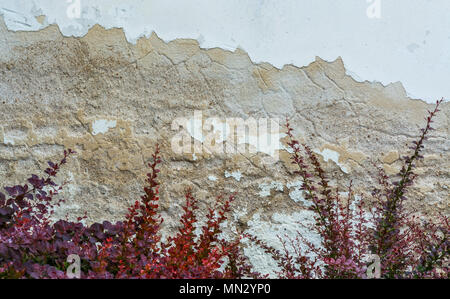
248, 99, 448, 279
0, 146, 256, 279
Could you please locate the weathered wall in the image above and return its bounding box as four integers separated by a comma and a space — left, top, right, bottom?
0, 17, 448, 273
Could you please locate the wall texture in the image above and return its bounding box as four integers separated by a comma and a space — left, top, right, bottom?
0, 15, 448, 273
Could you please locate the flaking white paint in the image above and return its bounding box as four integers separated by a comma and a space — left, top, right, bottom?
0, 0, 449, 103
91, 119, 116, 135
185, 116, 283, 160
314, 148, 350, 174
258, 181, 283, 198
243, 211, 322, 277
224, 170, 242, 182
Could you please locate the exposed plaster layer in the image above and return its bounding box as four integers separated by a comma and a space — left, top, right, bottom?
0, 19, 449, 272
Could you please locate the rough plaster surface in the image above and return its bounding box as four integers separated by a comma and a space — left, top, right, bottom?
0, 18, 449, 272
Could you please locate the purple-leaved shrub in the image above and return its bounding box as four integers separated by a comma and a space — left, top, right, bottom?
0, 146, 256, 279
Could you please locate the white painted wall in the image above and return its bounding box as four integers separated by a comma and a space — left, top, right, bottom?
1, 0, 449, 103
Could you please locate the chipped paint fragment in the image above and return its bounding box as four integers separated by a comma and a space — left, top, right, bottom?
225, 170, 242, 182
3, 129, 27, 145
92, 119, 117, 135
258, 181, 283, 197
314, 148, 350, 174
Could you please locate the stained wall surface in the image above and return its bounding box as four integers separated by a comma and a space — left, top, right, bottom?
0, 2, 449, 273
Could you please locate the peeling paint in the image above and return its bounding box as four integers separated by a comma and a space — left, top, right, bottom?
185, 116, 283, 159
208, 175, 217, 182
224, 170, 242, 182
91, 119, 117, 135
3, 129, 28, 145
0, 0, 449, 102
0, 12, 448, 276
314, 148, 350, 174
243, 211, 322, 277
258, 181, 284, 198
